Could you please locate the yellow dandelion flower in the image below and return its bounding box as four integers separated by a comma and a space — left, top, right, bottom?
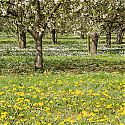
38, 102, 44, 107
36, 121, 41, 125
96, 118, 106, 122
3, 122, 9, 125
92, 93, 100, 96
33, 103, 38, 107
12, 88, 16, 91
88, 117, 94, 122
106, 104, 112, 109
77, 114, 82, 120
120, 123, 124, 125
1, 112, 8, 115
0, 112, 8, 119
16, 98, 24, 102
0, 92, 4, 96
48, 123, 52, 125
31, 117, 35, 119
16, 92, 24, 96
24, 99, 30, 102
18, 113, 24, 117
3, 86, 8, 89
33, 95, 37, 98
75, 90, 83, 96
120, 109, 125, 115
122, 103, 125, 106
96, 104, 101, 108
90, 112, 96, 117
94, 109, 100, 112
82, 110, 89, 117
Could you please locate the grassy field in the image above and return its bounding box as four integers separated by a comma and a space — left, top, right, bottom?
0, 33, 125, 124
0, 72, 125, 124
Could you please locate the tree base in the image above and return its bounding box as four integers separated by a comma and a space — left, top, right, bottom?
34, 67, 44, 73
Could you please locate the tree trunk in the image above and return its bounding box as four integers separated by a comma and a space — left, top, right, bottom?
51, 28, 57, 44
106, 29, 111, 48
19, 30, 26, 49
80, 32, 84, 39
116, 27, 123, 44
91, 33, 98, 54
88, 35, 91, 53
34, 32, 43, 71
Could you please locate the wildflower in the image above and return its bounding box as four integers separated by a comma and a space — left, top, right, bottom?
120, 123, 124, 125
36, 121, 41, 125
81, 110, 89, 117
0, 112, 8, 119
16, 92, 24, 96
48, 123, 52, 125
38, 102, 44, 107
18, 113, 24, 117
33, 103, 38, 107
0, 92, 4, 96
3, 122, 9, 125
106, 104, 112, 109
77, 114, 82, 120
90, 112, 96, 117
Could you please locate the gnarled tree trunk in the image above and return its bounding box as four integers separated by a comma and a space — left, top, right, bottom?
90, 32, 98, 54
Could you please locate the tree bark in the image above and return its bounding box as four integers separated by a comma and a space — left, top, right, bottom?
106, 28, 111, 48
34, 32, 43, 71
19, 30, 26, 49
80, 32, 84, 39
90, 33, 98, 54
116, 27, 123, 44
88, 35, 91, 53
51, 28, 57, 44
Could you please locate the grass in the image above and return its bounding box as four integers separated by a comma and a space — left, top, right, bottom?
0, 33, 125, 124
0, 72, 125, 124
0, 54, 125, 74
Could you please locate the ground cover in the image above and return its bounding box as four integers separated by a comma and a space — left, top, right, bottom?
0, 34, 125, 124
0, 72, 125, 124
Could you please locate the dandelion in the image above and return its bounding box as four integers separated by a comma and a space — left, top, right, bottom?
106, 104, 112, 109
0, 112, 8, 120
0, 92, 4, 96
16, 92, 24, 96
48, 123, 52, 125
38, 102, 44, 107
120, 123, 124, 125
90, 112, 96, 117
18, 113, 24, 117
3, 122, 9, 125
81, 110, 89, 117
36, 121, 41, 125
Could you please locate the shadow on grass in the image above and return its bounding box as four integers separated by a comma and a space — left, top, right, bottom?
0, 55, 125, 75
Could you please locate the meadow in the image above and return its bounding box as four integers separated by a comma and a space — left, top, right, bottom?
0, 33, 125, 125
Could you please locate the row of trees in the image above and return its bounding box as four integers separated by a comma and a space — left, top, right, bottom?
0, 0, 125, 71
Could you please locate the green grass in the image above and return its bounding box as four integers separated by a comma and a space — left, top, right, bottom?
0, 33, 125, 124
0, 54, 125, 74
0, 72, 125, 124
